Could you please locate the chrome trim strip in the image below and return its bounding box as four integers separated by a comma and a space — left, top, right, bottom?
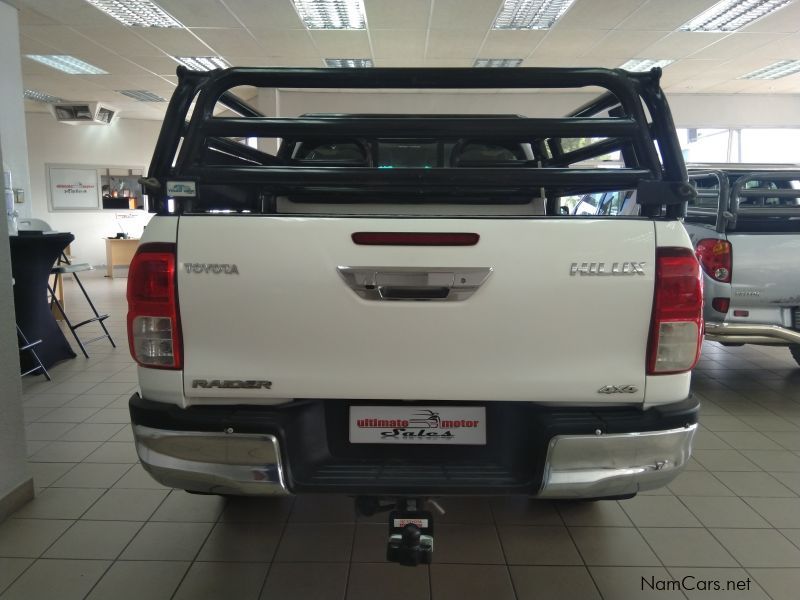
132, 425, 290, 496
538, 424, 697, 499
337, 266, 492, 301
705, 322, 800, 345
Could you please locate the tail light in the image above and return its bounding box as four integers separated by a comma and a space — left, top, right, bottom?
647, 247, 703, 375
127, 242, 182, 369
695, 239, 732, 283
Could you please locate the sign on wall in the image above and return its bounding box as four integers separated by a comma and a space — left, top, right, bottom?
47, 166, 101, 211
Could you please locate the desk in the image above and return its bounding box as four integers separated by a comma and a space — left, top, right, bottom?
105, 238, 139, 278
10, 232, 77, 369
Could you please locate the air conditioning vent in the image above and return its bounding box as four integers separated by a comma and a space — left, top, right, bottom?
49, 102, 119, 125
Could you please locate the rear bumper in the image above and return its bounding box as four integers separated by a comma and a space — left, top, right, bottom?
130, 395, 698, 499
704, 321, 800, 346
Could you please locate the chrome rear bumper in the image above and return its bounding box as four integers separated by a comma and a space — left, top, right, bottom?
133, 422, 697, 499
704, 321, 800, 345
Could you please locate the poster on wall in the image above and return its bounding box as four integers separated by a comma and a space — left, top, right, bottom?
47, 166, 101, 211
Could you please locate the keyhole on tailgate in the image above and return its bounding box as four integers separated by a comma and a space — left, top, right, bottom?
460, 277, 466, 284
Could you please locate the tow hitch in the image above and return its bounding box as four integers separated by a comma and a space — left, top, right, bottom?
355, 496, 443, 566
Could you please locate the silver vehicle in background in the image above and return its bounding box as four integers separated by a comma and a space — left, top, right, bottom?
684, 164, 800, 365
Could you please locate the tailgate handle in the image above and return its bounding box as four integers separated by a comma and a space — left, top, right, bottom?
337, 267, 492, 302
379, 286, 450, 300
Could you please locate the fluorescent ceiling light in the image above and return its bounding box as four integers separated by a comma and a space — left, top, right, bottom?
325, 58, 373, 67
26, 55, 108, 74
493, 0, 577, 30
84, 0, 183, 27
474, 58, 523, 67
620, 59, 674, 72
117, 89, 166, 102
292, 0, 366, 29
740, 59, 800, 79
24, 89, 63, 103
172, 56, 230, 71
680, 0, 790, 32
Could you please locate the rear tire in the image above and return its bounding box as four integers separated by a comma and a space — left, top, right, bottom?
790, 345, 800, 367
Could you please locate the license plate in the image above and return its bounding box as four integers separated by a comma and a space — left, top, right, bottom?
349, 405, 486, 445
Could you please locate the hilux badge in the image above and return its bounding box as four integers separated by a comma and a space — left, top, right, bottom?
570, 262, 645, 276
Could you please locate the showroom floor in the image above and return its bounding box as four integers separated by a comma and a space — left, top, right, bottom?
2, 272, 800, 600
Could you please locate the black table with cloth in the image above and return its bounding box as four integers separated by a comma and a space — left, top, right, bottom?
10, 232, 77, 369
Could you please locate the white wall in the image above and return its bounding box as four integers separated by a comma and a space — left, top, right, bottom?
0, 0, 32, 220
26, 113, 161, 267
0, 0, 32, 517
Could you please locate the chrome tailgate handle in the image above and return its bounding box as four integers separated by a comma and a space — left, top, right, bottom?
337, 267, 492, 301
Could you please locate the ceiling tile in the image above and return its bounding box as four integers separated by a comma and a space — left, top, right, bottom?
16, 6, 59, 25
479, 30, 546, 58
248, 29, 319, 58
157, 0, 240, 28
639, 31, 727, 59
364, 0, 432, 29
371, 30, 427, 59
19, 33, 61, 55
688, 32, 786, 60
523, 56, 620, 68
223, 0, 304, 29
619, 0, 719, 31
530, 28, 608, 58
20, 24, 117, 58
134, 28, 216, 56
658, 59, 726, 85
557, 0, 646, 29
71, 27, 165, 58
130, 56, 184, 75
426, 30, 486, 58
310, 30, 372, 56
192, 27, 265, 56
748, 33, 800, 60
429, 0, 502, 31
585, 29, 669, 58
20, 0, 119, 26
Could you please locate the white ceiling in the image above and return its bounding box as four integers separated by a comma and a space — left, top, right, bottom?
12, 0, 800, 120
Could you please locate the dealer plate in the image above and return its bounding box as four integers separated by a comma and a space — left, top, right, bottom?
349, 405, 486, 445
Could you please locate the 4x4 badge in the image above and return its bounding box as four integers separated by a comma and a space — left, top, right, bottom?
598, 385, 638, 394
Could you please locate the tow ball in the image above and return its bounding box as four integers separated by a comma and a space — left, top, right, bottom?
355, 497, 442, 566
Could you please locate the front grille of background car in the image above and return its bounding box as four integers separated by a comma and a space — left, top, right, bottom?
793, 307, 800, 331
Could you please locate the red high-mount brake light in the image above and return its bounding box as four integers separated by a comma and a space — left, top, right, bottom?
126, 242, 182, 369
352, 232, 479, 246
647, 247, 703, 375
695, 239, 732, 283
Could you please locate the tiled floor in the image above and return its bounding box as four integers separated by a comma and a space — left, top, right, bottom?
3, 272, 800, 599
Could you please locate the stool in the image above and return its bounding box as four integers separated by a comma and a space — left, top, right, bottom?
48, 253, 115, 358
17, 324, 51, 380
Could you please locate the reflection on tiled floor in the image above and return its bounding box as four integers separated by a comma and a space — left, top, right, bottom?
2, 272, 800, 599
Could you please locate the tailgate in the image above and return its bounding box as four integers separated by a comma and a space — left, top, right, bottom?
178, 216, 655, 404
729, 233, 800, 311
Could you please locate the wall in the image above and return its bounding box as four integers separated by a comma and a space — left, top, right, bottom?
0, 0, 32, 220
0, 1, 32, 519
26, 112, 162, 267
276, 90, 800, 128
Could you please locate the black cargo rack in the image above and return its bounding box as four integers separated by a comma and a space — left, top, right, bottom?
145, 66, 692, 218
688, 167, 800, 231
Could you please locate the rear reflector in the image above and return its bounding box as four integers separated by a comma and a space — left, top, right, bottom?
647, 247, 703, 375
352, 232, 479, 246
126, 242, 182, 369
711, 297, 730, 313
733, 310, 749, 317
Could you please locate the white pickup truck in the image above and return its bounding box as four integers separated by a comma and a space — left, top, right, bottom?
128, 66, 702, 564
686, 165, 800, 364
